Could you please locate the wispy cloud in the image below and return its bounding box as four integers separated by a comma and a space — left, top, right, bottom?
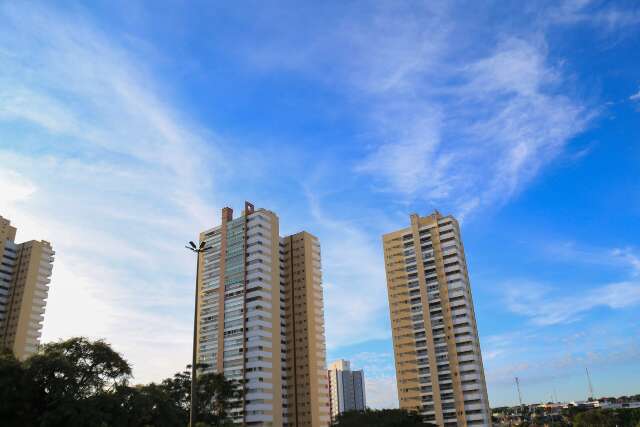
505, 280, 640, 326
0, 2, 223, 382
235, 2, 594, 217
482, 325, 640, 398
630, 88, 640, 102
551, 0, 640, 30
0, 3, 224, 220
348, 351, 396, 379
544, 241, 640, 275
611, 247, 640, 275
482, 241, 640, 404
306, 192, 390, 348
356, 34, 591, 217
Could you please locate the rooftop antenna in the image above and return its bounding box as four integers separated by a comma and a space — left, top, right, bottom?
586, 368, 594, 400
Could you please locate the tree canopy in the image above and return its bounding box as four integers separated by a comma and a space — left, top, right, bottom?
0, 337, 241, 427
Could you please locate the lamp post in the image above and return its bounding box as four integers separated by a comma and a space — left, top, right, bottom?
186, 240, 210, 427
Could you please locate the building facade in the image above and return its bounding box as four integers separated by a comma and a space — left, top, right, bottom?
197, 202, 330, 426
0, 216, 54, 360
328, 359, 366, 421
383, 211, 491, 426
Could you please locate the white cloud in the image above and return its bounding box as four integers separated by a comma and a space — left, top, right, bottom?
0, 3, 221, 383
630, 88, 640, 102
0, 87, 81, 135
307, 193, 390, 348
235, 2, 599, 217
240, 2, 593, 215
0, 3, 224, 212
611, 247, 640, 275
365, 377, 399, 409
545, 242, 640, 276
356, 36, 590, 213
505, 281, 640, 326
552, 0, 640, 30
0, 170, 37, 205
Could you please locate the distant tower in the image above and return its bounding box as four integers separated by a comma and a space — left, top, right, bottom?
327, 360, 366, 422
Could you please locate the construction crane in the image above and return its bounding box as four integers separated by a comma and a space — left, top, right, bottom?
551, 376, 559, 403
515, 377, 525, 423
586, 368, 595, 401
515, 377, 523, 406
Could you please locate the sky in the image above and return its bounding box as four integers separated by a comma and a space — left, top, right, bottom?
0, 0, 639, 409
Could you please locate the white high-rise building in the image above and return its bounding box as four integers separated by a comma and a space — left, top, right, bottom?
197, 202, 330, 426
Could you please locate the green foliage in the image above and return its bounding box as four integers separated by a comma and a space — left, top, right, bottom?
0, 337, 241, 427
573, 408, 640, 427
159, 367, 243, 427
0, 349, 30, 424
195, 370, 243, 425
331, 408, 431, 427
22, 337, 132, 426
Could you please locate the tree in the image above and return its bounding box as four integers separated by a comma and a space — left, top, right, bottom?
21, 337, 132, 426
115, 383, 187, 427
160, 365, 243, 426
196, 370, 243, 426
160, 368, 191, 417
0, 349, 30, 425
331, 409, 430, 427
0, 337, 242, 427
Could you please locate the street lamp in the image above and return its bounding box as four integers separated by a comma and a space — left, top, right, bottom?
186, 240, 210, 427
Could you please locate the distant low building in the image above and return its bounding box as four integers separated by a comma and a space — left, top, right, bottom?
600, 401, 640, 409
537, 403, 564, 415
566, 400, 600, 409
328, 360, 366, 421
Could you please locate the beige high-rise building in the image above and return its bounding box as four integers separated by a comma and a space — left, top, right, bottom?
0, 216, 54, 360
282, 231, 331, 426
196, 202, 330, 426
383, 211, 491, 426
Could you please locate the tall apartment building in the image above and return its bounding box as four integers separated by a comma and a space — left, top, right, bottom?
383, 211, 491, 426
327, 359, 366, 421
0, 216, 54, 360
197, 202, 330, 426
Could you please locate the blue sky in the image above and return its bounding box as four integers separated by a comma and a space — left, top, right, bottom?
1, 0, 639, 409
